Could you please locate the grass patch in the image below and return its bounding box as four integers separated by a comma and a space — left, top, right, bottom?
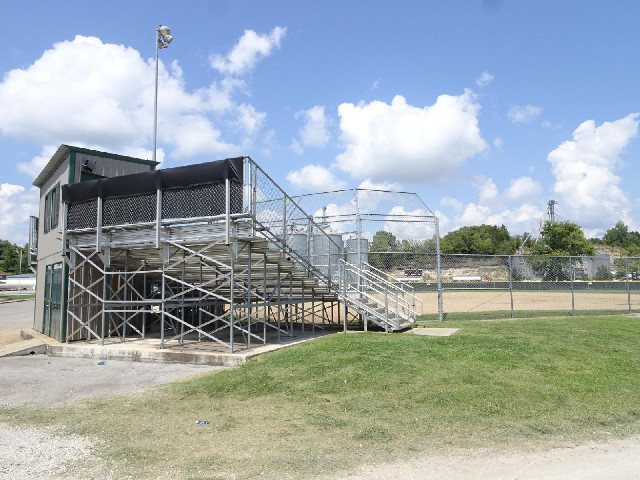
1, 315, 640, 479
0, 294, 35, 303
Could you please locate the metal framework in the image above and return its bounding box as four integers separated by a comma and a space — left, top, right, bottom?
61, 157, 431, 351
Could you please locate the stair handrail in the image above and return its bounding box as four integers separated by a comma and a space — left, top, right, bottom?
340, 259, 414, 325
363, 261, 423, 318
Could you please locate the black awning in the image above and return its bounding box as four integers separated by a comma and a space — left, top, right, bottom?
62, 157, 244, 204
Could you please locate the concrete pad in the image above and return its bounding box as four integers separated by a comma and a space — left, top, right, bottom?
0, 338, 47, 357
408, 327, 459, 337
20, 328, 330, 367
0, 299, 34, 333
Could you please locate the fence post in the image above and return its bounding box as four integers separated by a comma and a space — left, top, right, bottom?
342, 261, 348, 332
569, 256, 575, 316
626, 257, 631, 314
508, 255, 514, 318
435, 218, 443, 321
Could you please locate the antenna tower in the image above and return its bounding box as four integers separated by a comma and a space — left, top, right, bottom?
547, 200, 557, 223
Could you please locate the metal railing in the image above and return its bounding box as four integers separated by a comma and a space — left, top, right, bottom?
339, 259, 418, 330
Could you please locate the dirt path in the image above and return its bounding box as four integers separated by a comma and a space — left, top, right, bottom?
338, 436, 640, 479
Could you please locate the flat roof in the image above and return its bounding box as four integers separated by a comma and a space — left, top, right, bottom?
33, 145, 160, 188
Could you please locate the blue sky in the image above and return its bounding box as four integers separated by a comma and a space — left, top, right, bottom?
1, 0, 640, 244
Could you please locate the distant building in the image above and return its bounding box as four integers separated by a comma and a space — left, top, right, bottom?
30, 145, 158, 340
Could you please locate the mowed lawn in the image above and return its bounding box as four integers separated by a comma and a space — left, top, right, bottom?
2, 315, 640, 479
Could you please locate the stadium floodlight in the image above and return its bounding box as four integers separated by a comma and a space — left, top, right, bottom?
153, 24, 173, 165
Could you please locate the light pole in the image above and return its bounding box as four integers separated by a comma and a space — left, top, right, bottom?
14, 246, 22, 275
153, 25, 173, 165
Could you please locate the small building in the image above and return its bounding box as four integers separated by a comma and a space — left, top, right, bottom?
31, 145, 158, 340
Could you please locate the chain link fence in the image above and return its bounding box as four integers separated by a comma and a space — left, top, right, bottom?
371, 252, 640, 320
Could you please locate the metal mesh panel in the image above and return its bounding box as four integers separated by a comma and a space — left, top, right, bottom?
103, 192, 157, 226
162, 182, 242, 219
67, 199, 97, 230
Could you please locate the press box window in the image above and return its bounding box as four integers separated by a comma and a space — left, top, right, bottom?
44, 183, 60, 233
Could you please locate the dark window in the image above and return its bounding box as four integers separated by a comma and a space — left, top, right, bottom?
43, 183, 60, 233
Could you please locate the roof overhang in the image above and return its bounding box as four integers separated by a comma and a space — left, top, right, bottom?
32, 144, 160, 188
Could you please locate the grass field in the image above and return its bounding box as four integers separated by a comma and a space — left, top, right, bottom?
0, 293, 35, 303
1, 315, 640, 479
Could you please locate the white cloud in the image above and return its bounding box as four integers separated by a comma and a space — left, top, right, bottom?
0, 35, 269, 172
434, 209, 451, 235
0, 184, 39, 244
384, 206, 437, 240
475, 71, 494, 88
261, 129, 279, 157
508, 104, 543, 124
210, 27, 286, 76
548, 113, 639, 231
290, 105, 331, 154
336, 90, 488, 184
455, 201, 544, 235
492, 137, 504, 150
234, 104, 266, 136
456, 203, 492, 226
286, 164, 347, 192
504, 176, 542, 202
477, 178, 498, 203
541, 120, 561, 129
446, 175, 546, 235
440, 196, 463, 211
17, 145, 58, 178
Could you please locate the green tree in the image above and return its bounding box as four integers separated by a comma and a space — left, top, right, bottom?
440, 224, 517, 255
0, 240, 30, 275
369, 231, 399, 271
531, 221, 596, 256
602, 221, 640, 254
528, 221, 594, 281
603, 220, 629, 247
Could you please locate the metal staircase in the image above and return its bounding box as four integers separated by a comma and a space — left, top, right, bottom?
339, 260, 422, 331
246, 158, 420, 332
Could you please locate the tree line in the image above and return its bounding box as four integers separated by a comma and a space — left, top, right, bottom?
0, 240, 29, 275
368, 220, 640, 274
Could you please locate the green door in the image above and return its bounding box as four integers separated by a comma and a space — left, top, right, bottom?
43, 263, 63, 340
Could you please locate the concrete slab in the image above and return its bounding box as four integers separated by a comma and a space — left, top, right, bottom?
20, 328, 331, 366
0, 299, 34, 333
0, 338, 47, 357
408, 327, 459, 337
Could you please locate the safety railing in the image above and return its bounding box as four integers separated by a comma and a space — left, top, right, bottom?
339, 259, 416, 330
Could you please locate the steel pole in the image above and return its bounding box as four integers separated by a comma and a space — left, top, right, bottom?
508, 255, 514, 318
153, 29, 159, 166
435, 218, 443, 321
